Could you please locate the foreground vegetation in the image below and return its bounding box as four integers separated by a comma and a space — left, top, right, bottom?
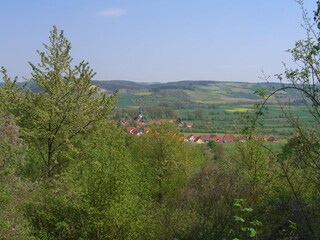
1, 2, 320, 239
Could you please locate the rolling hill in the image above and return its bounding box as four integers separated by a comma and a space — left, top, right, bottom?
93, 80, 301, 107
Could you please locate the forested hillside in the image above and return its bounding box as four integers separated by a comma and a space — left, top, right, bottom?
0, 2, 319, 240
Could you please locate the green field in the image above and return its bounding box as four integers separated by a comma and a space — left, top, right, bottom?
96, 80, 313, 137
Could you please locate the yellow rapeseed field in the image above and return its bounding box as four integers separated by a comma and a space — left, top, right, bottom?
225, 108, 251, 113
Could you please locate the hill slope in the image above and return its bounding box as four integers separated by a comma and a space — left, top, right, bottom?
94, 80, 300, 107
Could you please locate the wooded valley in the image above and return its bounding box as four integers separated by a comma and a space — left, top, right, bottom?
0, 2, 320, 239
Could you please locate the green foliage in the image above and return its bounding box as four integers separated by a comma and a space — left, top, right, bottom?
126, 122, 206, 239
23, 122, 207, 239
229, 139, 276, 202
176, 162, 242, 239
25, 122, 139, 239
0, 113, 34, 240
231, 199, 261, 240
247, 1, 320, 238
145, 105, 177, 119
0, 26, 116, 178
0, 113, 26, 176
194, 108, 205, 120
207, 139, 216, 150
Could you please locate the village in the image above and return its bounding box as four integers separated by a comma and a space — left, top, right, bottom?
122, 108, 281, 144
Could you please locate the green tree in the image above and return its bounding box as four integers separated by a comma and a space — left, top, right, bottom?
25, 122, 139, 240
252, 1, 320, 238
0, 26, 116, 178
178, 163, 242, 239
0, 113, 33, 239
230, 140, 275, 202
127, 122, 205, 239
194, 108, 204, 120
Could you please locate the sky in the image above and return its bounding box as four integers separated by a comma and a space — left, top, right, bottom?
0, 0, 316, 83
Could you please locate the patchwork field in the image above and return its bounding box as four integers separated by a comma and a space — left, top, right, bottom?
94, 80, 313, 137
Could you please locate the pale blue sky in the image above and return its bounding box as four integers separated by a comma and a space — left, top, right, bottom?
0, 0, 316, 82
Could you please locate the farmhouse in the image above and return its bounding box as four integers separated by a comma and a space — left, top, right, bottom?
194, 136, 204, 144
186, 134, 196, 142
127, 127, 136, 134
132, 129, 142, 136
200, 135, 212, 143
223, 134, 235, 143
126, 126, 143, 136
213, 135, 223, 143
183, 122, 193, 129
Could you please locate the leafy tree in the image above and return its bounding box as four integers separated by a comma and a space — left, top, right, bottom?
0, 26, 116, 178
126, 122, 205, 239
231, 199, 262, 240
207, 140, 216, 150
134, 122, 199, 204
0, 113, 33, 239
178, 163, 242, 239
127, 107, 138, 119
0, 113, 25, 175
25, 122, 138, 240
146, 106, 177, 119
194, 108, 204, 120
230, 140, 276, 203
252, 1, 320, 238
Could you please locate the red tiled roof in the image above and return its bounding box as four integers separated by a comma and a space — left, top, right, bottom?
194, 136, 203, 142
127, 127, 136, 132
136, 120, 144, 125
213, 135, 223, 143
223, 134, 235, 142
201, 135, 212, 142
132, 129, 141, 135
